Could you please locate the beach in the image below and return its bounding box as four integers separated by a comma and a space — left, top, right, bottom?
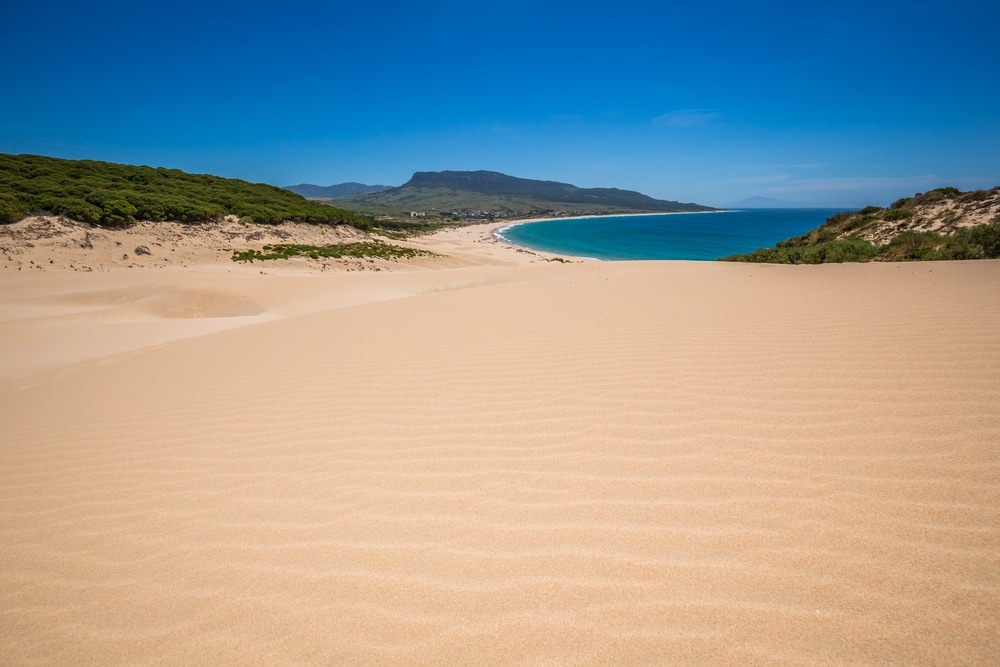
2, 220, 999, 664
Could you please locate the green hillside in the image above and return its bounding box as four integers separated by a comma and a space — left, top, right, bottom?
721, 187, 1000, 263
0, 154, 373, 230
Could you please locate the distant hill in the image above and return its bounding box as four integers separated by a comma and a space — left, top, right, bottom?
337, 170, 714, 217
285, 182, 393, 198
0, 154, 373, 230
722, 187, 1000, 263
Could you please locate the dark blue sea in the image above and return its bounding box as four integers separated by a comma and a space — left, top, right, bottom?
495, 209, 846, 260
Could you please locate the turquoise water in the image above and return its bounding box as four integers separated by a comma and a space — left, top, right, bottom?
495, 209, 847, 260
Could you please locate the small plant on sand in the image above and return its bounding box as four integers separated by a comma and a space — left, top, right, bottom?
231, 241, 434, 263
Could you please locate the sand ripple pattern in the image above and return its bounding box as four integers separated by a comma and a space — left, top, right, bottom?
2, 261, 999, 664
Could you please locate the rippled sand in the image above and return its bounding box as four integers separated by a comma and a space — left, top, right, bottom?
2, 250, 998, 663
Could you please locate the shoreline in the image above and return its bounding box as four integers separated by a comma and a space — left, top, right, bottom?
491, 209, 727, 259
492, 208, 847, 262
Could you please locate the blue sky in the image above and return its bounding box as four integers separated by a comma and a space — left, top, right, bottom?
2, 0, 998, 207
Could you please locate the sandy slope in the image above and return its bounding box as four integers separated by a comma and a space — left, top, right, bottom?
0, 215, 555, 273
1, 224, 998, 664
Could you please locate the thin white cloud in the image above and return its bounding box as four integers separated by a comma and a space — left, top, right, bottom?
652, 109, 721, 127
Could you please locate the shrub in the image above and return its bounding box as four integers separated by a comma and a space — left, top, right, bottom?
0, 194, 25, 223
811, 239, 879, 263
882, 231, 944, 260
232, 241, 432, 263
721, 239, 877, 264
49, 197, 103, 223
883, 208, 915, 222
959, 221, 1000, 258
841, 213, 877, 232
86, 190, 138, 225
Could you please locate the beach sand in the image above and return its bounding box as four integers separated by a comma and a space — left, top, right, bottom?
1, 221, 998, 664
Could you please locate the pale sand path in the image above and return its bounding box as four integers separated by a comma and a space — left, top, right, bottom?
1, 242, 999, 663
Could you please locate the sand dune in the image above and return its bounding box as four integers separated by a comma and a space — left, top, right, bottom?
1, 229, 999, 663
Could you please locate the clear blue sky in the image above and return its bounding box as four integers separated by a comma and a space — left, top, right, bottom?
2, 0, 998, 207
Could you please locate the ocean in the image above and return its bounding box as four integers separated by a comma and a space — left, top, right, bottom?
495, 209, 847, 261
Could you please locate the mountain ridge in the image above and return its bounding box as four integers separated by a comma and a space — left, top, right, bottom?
285, 182, 392, 198
336, 170, 714, 216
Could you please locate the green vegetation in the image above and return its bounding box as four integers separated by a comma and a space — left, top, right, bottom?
877, 224, 1000, 261
0, 153, 373, 230
882, 208, 915, 222
231, 241, 432, 263
723, 218, 1000, 264
724, 238, 880, 264
724, 217, 1000, 264
722, 186, 1000, 264
366, 218, 458, 239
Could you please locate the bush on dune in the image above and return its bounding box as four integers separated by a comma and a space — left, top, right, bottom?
722, 192, 1000, 264
960, 219, 1000, 257
723, 238, 878, 264
0, 153, 373, 231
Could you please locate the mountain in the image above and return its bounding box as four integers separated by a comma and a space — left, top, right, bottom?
339, 170, 714, 215
285, 182, 393, 198
722, 186, 1000, 263
402, 170, 713, 211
